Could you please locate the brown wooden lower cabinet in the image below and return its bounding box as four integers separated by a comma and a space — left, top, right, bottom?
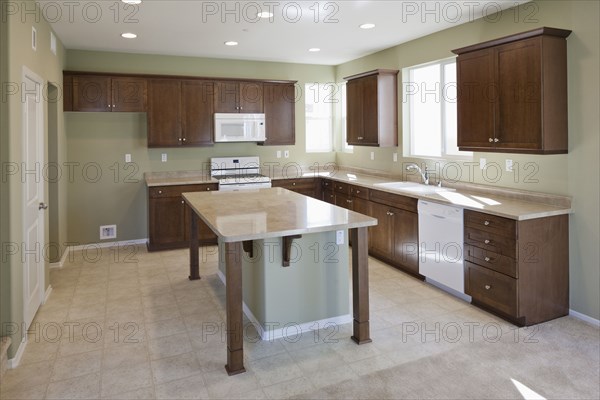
148, 184, 218, 251
271, 178, 318, 198
464, 210, 569, 326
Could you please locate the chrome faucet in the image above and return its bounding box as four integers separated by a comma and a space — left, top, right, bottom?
406, 163, 429, 185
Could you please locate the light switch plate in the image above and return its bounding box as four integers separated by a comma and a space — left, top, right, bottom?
393, 153, 398, 162
276, 151, 281, 158
506, 159, 513, 172
336, 230, 344, 245
284, 150, 290, 158
370, 152, 375, 161
161, 153, 167, 162
480, 158, 486, 170
125, 154, 131, 163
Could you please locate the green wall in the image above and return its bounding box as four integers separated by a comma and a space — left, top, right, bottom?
64, 51, 336, 245
334, 1, 599, 320
1, 0, 67, 357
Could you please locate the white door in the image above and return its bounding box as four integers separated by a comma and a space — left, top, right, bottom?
22, 67, 46, 329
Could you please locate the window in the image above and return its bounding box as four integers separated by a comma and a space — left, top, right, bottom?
305, 83, 334, 153
403, 58, 471, 159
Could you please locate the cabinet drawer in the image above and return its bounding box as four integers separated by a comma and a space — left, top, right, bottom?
465, 210, 516, 238
272, 178, 315, 190
465, 245, 517, 278
370, 189, 417, 213
334, 182, 350, 194
466, 261, 517, 317
464, 228, 516, 258
350, 185, 369, 200
321, 179, 334, 190
149, 184, 217, 198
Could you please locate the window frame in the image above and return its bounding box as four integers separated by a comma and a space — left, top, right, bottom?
305, 82, 335, 153
402, 57, 472, 160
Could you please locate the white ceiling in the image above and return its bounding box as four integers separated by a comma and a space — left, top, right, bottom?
42, 0, 529, 65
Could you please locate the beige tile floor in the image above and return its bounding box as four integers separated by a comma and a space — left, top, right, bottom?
1, 245, 598, 399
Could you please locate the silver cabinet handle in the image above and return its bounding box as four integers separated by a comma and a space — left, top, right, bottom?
484, 257, 491, 262
484, 239, 491, 244
356, 190, 360, 194
484, 221, 490, 226
358, 136, 364, 140
206, 187, 211, 191
181, 200, 184, 204
39, 202, 48, 210
292, 182, 296, 186
158, 190, 162, 194
485, 285, 491, 290
182, 138, 186, 142
347, 199, 352, 203
178, 138, 182, 142
489, 138, 493, 143
494, 138, 499, 143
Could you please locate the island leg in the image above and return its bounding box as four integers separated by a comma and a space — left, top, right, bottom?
225, 241, 246, 375
350, 227, 372, 344
189, 211, 200, 281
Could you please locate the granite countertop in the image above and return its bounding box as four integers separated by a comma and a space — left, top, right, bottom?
146, 168, 572, 221
314, 170, 572, 221
145, 171, 217, 186
182, 187, 377, 242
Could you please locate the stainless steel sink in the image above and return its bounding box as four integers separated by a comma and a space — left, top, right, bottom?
373, 181, 456, 194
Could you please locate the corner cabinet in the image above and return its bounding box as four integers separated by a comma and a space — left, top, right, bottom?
260, 82, 296, 145
464, 210, 569, 326
452, 27, 571, 154
148, 184, 218, 251
344, 69, 398, 147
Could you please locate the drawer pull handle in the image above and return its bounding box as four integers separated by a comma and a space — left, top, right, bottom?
484, 239, 491, 244
488, 138, 493, 143
484, 221, 490, 226
347, 199, 352, 203
206, 188, 211, 191
292, 182, 296, 186
485, 285, 491, 290
181, 200, 184, 204
356, 190, 360, 194
158, 190, 162, 194
484, 256, 491, 262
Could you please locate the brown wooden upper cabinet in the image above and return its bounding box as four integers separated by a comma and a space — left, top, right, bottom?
147, 79, 214, 147
214, 81, 264, 113
65, 73, 147, 112
452, 27, 571, 154
344, 69, 398, 147
260, 82, 296, 145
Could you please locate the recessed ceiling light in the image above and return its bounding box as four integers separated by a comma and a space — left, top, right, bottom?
122, 0, 141, 4
257, 11, 274, 18
225, 41, 239, 46
308, 48, 321, 52
360, 23, 376, 29
121, 32, 137, 39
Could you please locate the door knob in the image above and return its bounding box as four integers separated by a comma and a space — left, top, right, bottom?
39, 202, 48, 210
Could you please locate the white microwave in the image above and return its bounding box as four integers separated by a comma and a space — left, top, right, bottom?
214, 113, 266, 142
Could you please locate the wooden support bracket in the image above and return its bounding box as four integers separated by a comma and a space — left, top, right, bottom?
242, 240, 254, 258
282, 235, 302, 267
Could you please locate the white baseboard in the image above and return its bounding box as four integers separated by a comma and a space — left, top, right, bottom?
68, 238, 148, 252
569, 309, 600, 327
49, 247, 70, 269
50, 239, 149, 269
43, 285, 53, 304
217, 270, 351, 341
7, 336, 27, 369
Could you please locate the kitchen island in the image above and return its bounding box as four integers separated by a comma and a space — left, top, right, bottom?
183, 187, 377, 375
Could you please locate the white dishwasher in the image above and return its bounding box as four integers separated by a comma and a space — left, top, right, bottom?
418, 200, 466, 295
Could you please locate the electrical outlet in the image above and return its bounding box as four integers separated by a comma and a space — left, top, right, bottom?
99, 225, 117, 240
506, 159, 513, 172
161, 153, 167, 162
276, 150, 281, 158
370, 152, 375, 161
480, 158, 486, 170
284, 150, 289, 158
125, 154, 131, 163
393, 153, 398, 162
336, 230, 344, 245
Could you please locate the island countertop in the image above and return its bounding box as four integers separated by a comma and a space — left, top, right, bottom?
182, 187, 377, 243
